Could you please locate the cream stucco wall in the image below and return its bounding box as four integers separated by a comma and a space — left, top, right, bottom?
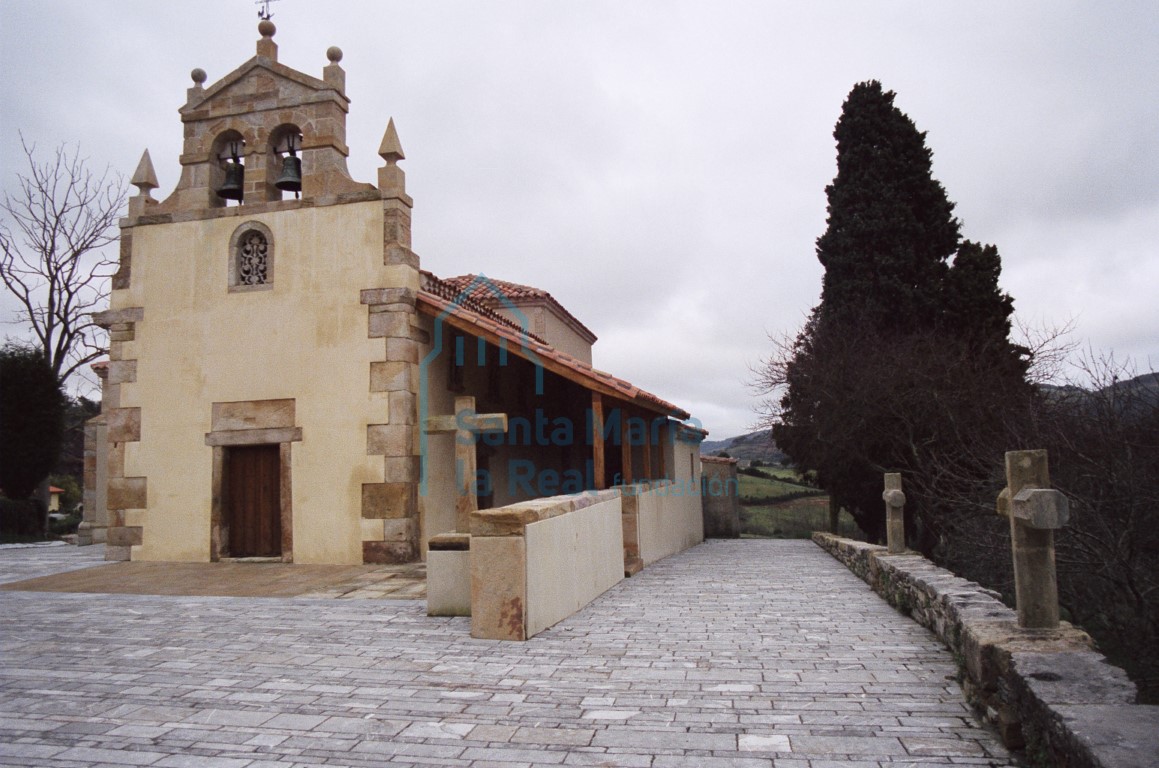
114, 201, 414, 563
493, 304, 593, 365
633, 435, 704, 565
541, 310, 593, 365
524, 496, 624, 637
637, 481, 705, 567
417, 313, 457, 551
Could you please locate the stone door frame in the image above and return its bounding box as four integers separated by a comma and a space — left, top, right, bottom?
204, 399, 301, 562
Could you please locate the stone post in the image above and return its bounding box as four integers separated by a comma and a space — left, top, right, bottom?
997, 449, 1070, 629
882, 473, 906, 554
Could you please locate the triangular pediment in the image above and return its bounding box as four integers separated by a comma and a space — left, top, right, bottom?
181, 57, 344, 117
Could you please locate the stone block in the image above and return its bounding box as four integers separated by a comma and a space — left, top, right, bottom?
362, 540, 416, 564
361, 482, 415, 520
428, 532, 470, 550
1010, 652, 1137, 706
471, 535, 527, 641
93, 306, 144, 328
383, 518, 414, 542
107, 442, 126, 478
368, 311, 411, 339
384, 244, 419, 269
428, 550, 471, 617
471, 508, 534, 538
368, 302, 413, 314
204, 427, 302, 447
107, 477, 147, 510
112, 233, 133, 290
387, 390, 417, 424
1046, 704, 1159, 768
369, 361, 413, 393
106, 526, 143, 547
106, 359, 137, 384
384, 337, 419, 364
382, 456, 419, 483
211, 399, 295, 432
107, 407, 142, 443
366, 424, 415, 456
105, 544, 131, 562
360, 287, 415, 307
1012, 487, 1070, 529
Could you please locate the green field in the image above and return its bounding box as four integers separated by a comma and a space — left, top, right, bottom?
733, 465, 862, 539
737, 466, 823, 504
740, 497, 862, 539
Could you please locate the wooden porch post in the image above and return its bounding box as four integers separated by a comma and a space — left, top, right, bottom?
620, 408, 633, 485
591, 392, 606, 490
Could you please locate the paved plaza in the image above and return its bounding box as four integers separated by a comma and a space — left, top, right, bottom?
0, 539, 1016, 767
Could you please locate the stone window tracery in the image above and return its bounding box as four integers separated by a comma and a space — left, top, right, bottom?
238, 230, 269, 285
228, 221, 274, 292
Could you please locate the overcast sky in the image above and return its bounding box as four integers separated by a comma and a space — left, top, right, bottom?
2, 1, 1156, 439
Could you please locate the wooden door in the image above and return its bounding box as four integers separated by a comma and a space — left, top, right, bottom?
226, 444, 282, 557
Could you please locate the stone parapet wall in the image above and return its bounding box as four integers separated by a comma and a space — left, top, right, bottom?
700, 456, 740, 538
813, 532, 1159, 768
630, 480, 705, 566
471, 489, 623, 641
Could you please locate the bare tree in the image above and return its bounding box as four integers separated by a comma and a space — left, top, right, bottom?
0, 137, 126, 388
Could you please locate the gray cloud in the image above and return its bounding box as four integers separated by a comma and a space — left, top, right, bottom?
2, 1, 1156, 438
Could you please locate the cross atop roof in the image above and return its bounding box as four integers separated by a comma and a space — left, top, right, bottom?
256, 0, 279, 21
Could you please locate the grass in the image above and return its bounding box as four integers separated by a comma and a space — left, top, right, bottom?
737, 467, 824, 505
731, 465, 862, 540
750, 465, 805, 482
740, 496, 863, 539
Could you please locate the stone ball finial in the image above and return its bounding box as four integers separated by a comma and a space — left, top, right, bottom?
258, 19, 276, 38
326, 46, 343, 64
191, 68, 207, 86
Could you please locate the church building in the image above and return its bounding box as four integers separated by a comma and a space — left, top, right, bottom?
85, 20, 706, 568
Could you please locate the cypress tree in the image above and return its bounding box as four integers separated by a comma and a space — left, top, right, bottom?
772, 80, 1030, 545
0, 344, 65, 501
816, 80, 960, 335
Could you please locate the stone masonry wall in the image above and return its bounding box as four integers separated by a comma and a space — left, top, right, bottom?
700, 456, 739, 538
813, 532, 1159, 768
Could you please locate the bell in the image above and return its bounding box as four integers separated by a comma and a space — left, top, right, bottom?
275, 154, 302, 194
216, 160, 245, 201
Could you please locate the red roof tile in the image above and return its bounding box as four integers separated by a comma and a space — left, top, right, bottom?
441, 274, 597, 344
416, 282, 689, 420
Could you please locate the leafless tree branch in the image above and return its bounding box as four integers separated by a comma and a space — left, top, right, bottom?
0, 136, 126, 387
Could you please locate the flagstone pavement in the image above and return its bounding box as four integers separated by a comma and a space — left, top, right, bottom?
0, 539, 1017, 767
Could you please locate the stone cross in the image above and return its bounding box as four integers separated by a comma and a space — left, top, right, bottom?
996, 449, 1070, 629
423, 396, 508, 533
882, 473, 906, 554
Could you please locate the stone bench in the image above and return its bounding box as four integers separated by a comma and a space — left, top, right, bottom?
426, 532, 471, 617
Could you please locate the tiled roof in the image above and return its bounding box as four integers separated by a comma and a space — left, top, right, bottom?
441, 274, 597, 344
416, 276, 689, 420
420, 271, 548, 345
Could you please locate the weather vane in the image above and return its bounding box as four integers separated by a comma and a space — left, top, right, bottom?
256, 0, 280, 21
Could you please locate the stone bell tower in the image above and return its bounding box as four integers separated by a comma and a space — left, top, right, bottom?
91, 20, 424, 565
159, 19, 371, 211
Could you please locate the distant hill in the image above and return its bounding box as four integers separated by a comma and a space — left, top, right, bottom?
702, 374, 1157, 467
700, 429, 785, 465
1041, 372, 1158, 420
